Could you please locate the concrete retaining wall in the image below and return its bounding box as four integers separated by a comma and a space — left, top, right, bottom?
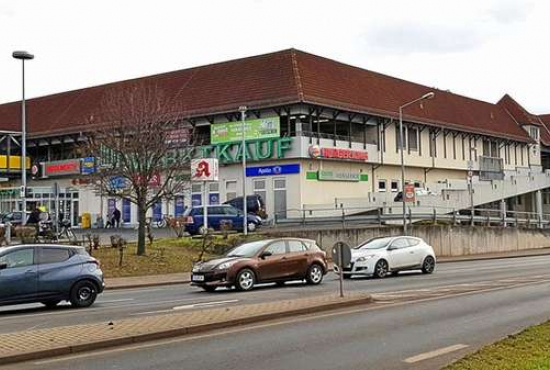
266, 225, 550, 257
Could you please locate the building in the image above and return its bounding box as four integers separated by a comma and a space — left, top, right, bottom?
0, 49, 549, 226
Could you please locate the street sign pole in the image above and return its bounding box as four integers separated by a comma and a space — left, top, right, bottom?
203, 181, 208, 232
339, 244, 344, 298
332, 241, 351, 298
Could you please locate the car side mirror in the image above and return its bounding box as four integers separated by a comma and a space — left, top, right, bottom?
0, 262, 8, 270
260, 251, 272, 259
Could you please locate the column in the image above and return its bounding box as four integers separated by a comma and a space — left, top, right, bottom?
536, 190, 543, 228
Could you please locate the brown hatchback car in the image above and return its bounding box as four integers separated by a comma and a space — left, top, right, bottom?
191, 238, 328, 292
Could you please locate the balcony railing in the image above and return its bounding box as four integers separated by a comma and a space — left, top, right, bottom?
479, 156, 504, 180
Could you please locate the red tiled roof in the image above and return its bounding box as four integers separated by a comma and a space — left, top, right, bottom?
539, 114, 550, 146
0, 49, 534, 143
497, 94, 541, 126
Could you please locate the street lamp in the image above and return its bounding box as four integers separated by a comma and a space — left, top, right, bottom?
239, 106, 248, 236
399, 91, 435, 235
12, 50, 34, 224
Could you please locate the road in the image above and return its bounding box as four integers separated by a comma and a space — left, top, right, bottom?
1, 254, 549, 334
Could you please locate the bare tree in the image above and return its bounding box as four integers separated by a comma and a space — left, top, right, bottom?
85, 83, 193, 255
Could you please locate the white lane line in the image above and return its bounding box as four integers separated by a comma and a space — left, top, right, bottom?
403, 344, 469, 363
133, 300, 240, 315
173, 300, 239, 310
98, 299, 135, 304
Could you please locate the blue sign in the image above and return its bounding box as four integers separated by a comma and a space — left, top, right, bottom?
246, 164, 300, 177
175, 196, 185, 216
122, 199, 131, 223
81, 157, 96, 174
153, 200, 162, 222
209, 193, 220, 205
192, 194, 202, 206
109, 176, 127, 189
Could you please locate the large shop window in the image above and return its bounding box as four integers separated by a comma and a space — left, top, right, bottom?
253, 179, 267, 206
191, 183, 202, 206
273, 178, 287, 220
209, 183, 220, 205
225, 180, 237, 201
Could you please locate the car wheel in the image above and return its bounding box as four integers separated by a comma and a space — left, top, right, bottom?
202, 286, 217, 292
247, 222, 257, 232
306, 263, 324, 285
373, 260, 389, 278
422, 256, 436, 274
235, 269, 256, 291
69, 280, 98, 308
276, 281, 285, 287
41, 300, 60, 308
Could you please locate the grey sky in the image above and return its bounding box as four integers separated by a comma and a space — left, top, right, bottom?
1, 0, 548, 113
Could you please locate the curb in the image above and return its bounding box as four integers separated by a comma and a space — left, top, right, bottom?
105, 279, 191, 290
0, 295, 372, 365
437, 249, 550, 264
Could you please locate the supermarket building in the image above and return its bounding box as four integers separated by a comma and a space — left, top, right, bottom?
1, 49, 550, 226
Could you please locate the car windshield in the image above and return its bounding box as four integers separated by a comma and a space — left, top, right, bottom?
226, 240, 270, 258
355, 237, 392, 250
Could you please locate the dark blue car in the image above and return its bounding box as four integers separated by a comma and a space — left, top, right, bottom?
184, 205, 262, 235
0, 244, 104, 308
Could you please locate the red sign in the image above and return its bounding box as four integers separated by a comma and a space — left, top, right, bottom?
309, 146, 368, 161
44, 160, 81, 177
404, 184, 416, 203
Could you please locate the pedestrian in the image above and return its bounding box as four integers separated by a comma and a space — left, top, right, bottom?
27, 207, 41, 225
105, 210, 113, 228
113, 206, 121, 228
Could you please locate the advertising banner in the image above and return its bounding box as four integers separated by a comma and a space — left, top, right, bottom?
318, 170, 360, 182
44, 159, 81, 177
211, 117, 280, 144
246, 164, 300, 177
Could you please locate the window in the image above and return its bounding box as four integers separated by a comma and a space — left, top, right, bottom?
209, 207, 224, 215
521, 146, 525, 166
452, 135, 457, 160
288, 240, 307, 253
408, 127, 418, 152
0, 248, 34, 269
407, 238, 420, 247
414, 181, 422, 189
390, 238, 409, 249
265, 241, 286, 255
378, 180, 387, 192
391, 180, 399, 192
462, 136, 466, 160
491, 142, 499, 158
223, 206, 240, 215
529, 126, 539, 141
396, 125, 405, 152
38, 248, 70, 264
429, 132, 437, 158
253, 179, 267, 205
225, 180, 237, 201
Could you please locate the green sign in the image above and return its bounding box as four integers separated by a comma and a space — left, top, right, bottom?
308, 171, 369, 182
211, 117, 280, 144
199, 137, 292, 164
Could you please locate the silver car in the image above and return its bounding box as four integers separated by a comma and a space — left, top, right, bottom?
0, 244, 104, 308
334, 236, 437, 279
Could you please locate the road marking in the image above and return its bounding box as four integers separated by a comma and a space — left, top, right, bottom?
173, 300, 239, 310
31, 278, 550, 366
98, 298, 135, 304
404, 344, 469, 363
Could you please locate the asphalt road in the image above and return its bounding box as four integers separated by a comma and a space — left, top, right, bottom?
5, 263, 550, 370
1, 254, 549, 336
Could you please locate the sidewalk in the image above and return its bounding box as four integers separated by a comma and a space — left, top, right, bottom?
0, 293, 372, 365
104, 247, 550, 290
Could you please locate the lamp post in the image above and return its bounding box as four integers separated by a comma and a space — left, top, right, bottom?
239, 106, 248, 236
12, 51, 34, 225
399, 91, 435, 235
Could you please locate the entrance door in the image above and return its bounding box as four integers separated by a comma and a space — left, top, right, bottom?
273, 178, 287, 220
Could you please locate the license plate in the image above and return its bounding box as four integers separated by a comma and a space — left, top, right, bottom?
192, 274, 204, 282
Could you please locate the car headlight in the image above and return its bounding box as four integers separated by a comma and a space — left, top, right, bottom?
192, 264, 202, 272
216, 261, 236, 270
356, 255, 375, 262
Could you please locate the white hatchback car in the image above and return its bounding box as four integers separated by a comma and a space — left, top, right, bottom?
334, 236, 436, 279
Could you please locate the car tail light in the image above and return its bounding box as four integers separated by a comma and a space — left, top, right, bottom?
185, 216, 194, 224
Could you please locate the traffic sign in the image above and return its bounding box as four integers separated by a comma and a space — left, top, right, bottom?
332, 241, 351, 268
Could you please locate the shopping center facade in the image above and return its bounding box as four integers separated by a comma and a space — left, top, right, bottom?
1, 49, 550, 226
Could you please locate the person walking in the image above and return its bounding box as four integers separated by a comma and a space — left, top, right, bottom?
113, 206, 121, 228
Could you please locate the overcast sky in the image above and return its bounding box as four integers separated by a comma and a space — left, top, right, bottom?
1, 0, 548, 113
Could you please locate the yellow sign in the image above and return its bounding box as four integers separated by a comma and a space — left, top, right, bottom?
0, 155, 31, 171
